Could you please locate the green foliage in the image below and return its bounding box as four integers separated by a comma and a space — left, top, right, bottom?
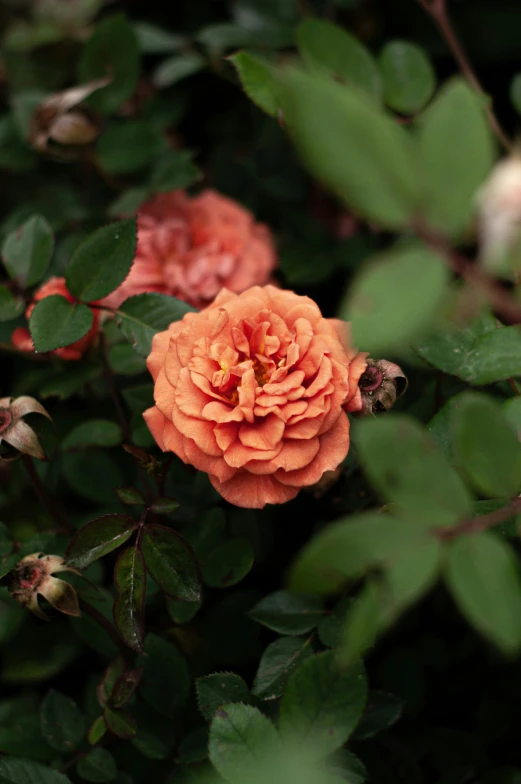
248, 590, 324, 635
29, 296, 93, 352
379, 40, 436, 114
66, 515, 137, 569
40, 689, 86, 752
229, 53, 279, 118
2, 215, 53, 288
113, 545, 146, 653
141, 524, 201, 601
196, 673, 253, 721
115, 293, 196, 356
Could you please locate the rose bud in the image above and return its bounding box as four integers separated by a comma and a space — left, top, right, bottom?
356, 359, 408, 416
0, 395, 52, 460
477, 155, 521, 276
6, 553, 81, 620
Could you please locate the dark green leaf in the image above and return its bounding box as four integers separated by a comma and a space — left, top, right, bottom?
2, 215, 53, 288
452, 392, 521, 498
196, 673, 252, 721
103, 708, 136, 739
252, 636, 314, 699
77, 748, 117, 783
279, 651, 367, 758
0, 758, 72, 784
0, 285, 24, 322
40, 689, 86, 752
296, 19, 381, 100
167, 596, 201, 624
445, 532, 521, 654
150, 497, 179, 514
153, 53, 205, 88
419, 78, 495, 237
97, 121, 165, 175
352, 690, 405, 741
341, 246, 448, 354
141, 524, 201, 602
0, 713, 53, 762
121, 383, 154, 412
29, 296, 93, 353
108, 343, 146, 375
116, 293, 195, 357
115, 487, 146, 506
385, 539, 442, 616
108, 188, 150, 220
131, 702, 176, 760
336, 581, 383, 665
66, 219, 137, 303
113, 545, 146, 653
39, 365, 100, 400
229, 52, 278, 117
209, 704, 281, 784
177, 726, 210, 764
110, 666, 143, 708
62, 420, 122, 450
248, 591, 324, 635
354, 414, 473, 528
279, 69, 418, 228
290, 512, 430, 595
63, 450, 124, 504
140, 633, 190, 717
202, 537, 254, 588
66, 515, 136, 569
317, 598, 351, 649
149, 150, 200, 193
416, 318, 521, 385
78, 14, 140, 115
379, 40, 435, 114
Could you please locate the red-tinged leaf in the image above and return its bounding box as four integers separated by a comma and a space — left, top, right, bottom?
113, 545, 146, 653
141, 524, 201, 602
66, 515, 137, 569
110, 667, 143, 708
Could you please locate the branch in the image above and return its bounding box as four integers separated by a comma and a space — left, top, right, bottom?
436, 496, 521, 540
418, 0, 511, 151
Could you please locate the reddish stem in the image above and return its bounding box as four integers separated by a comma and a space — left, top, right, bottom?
436, 497, 521, 540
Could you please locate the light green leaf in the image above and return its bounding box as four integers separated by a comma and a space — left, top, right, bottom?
29, 295, 93, 353
248, 591, 324, 635
418, 77, 495, 237
2, 215, 53, 287
116, 293, 196, 357
78, 14, 140, 115
445, 532, 521, 654
452, 392, 521, 498
278, 69, 419, 228
354, 414, 473, 528
296, 19, 381, 100
153, 53, 205, 89
229, 51, 278, 117
379, 40, 435, 114
278, 651, 367, 758
337, 581, 383, 666
341, 246, 448, 354
209, 704, 281, 784
66, 219, 137, 303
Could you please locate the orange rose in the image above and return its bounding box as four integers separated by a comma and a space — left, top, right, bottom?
101, 189, 277, 310
143, 285, 367, 509
12, 277, 101, 360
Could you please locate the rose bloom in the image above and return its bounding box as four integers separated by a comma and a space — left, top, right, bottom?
12, 277, 100, 360
101, 189, 276, 310
144, 285, 367, 509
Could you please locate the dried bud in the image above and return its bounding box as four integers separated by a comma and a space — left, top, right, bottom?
356, 359, 408, 416
29, 77, 109, 157
0, 395, 52, 460
477, 154, 521, 275
7, 553, 81, 620
122, 444, 158, 474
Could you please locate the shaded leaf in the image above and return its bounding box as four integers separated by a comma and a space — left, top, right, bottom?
379, 40, 435, 114
153, 53, 205, 89
248, 591, 324, 635
196, 673, 253, 721
103, 707, 136, 739
141, 524, 201, 602
0, 285, 24, 322
113, 545, 146, 653
202, 537, 254, 589
2, 215, 53, 288
76, 748, 117, 783
0, 758, 72, 783
66, 515, 137, 569
29, 296, 93, 353
252, 636, 314, 700
116, 293, 195, 357
40, 689, 86, 752
66, 219, 137, 303
140, 633, 190, 718
62, 420, 122, 450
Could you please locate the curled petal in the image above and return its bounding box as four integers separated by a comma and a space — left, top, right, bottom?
11, 396, 52, 423
39, 576, 81, 618
3, 420, 45, 459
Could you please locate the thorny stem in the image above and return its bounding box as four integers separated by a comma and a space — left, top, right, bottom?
80, 598, 133, 665
436, 496, 521, 540
22, 454, 72, 533
418, 0, 512, 151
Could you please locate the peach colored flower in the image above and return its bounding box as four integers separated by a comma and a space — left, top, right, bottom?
12, 277, 101, 360
143, 285, 367, 509
101, 190, 277, 310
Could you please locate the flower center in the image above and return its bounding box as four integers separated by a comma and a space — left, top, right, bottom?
252, 358, 269, 387
18, 564, 44, 590
0, 408, 12, 434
